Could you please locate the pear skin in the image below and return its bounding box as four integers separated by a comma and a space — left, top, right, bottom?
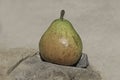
39, 10, 83, 65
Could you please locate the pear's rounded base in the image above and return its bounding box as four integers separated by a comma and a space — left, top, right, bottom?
39, 52, 89, 68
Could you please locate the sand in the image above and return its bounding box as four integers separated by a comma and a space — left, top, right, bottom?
0, 0, 120, 80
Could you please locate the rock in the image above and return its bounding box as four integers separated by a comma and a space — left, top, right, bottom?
8, 49, 101, 80
76, 53, 89, 68
0, 48, 37, 80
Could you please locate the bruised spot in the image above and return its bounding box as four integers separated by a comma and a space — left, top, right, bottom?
62, 51, 65, 55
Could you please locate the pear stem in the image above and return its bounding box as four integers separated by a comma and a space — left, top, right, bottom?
60, 10, 65, 20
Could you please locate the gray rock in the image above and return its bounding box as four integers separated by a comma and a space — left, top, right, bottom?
9, 52, 102, 80
76, 53, 89, 68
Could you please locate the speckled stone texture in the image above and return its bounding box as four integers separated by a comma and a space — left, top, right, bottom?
5, 48, 101, 80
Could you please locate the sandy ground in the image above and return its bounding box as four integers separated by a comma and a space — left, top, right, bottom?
0, 0, 120, 80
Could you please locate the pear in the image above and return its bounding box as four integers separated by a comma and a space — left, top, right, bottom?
39, 10, 83, 65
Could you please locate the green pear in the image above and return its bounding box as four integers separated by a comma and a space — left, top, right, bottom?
39, 10, 83, 65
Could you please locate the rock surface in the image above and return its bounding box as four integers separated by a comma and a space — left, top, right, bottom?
0, 48, 102, 80
0, 48, 37, 80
